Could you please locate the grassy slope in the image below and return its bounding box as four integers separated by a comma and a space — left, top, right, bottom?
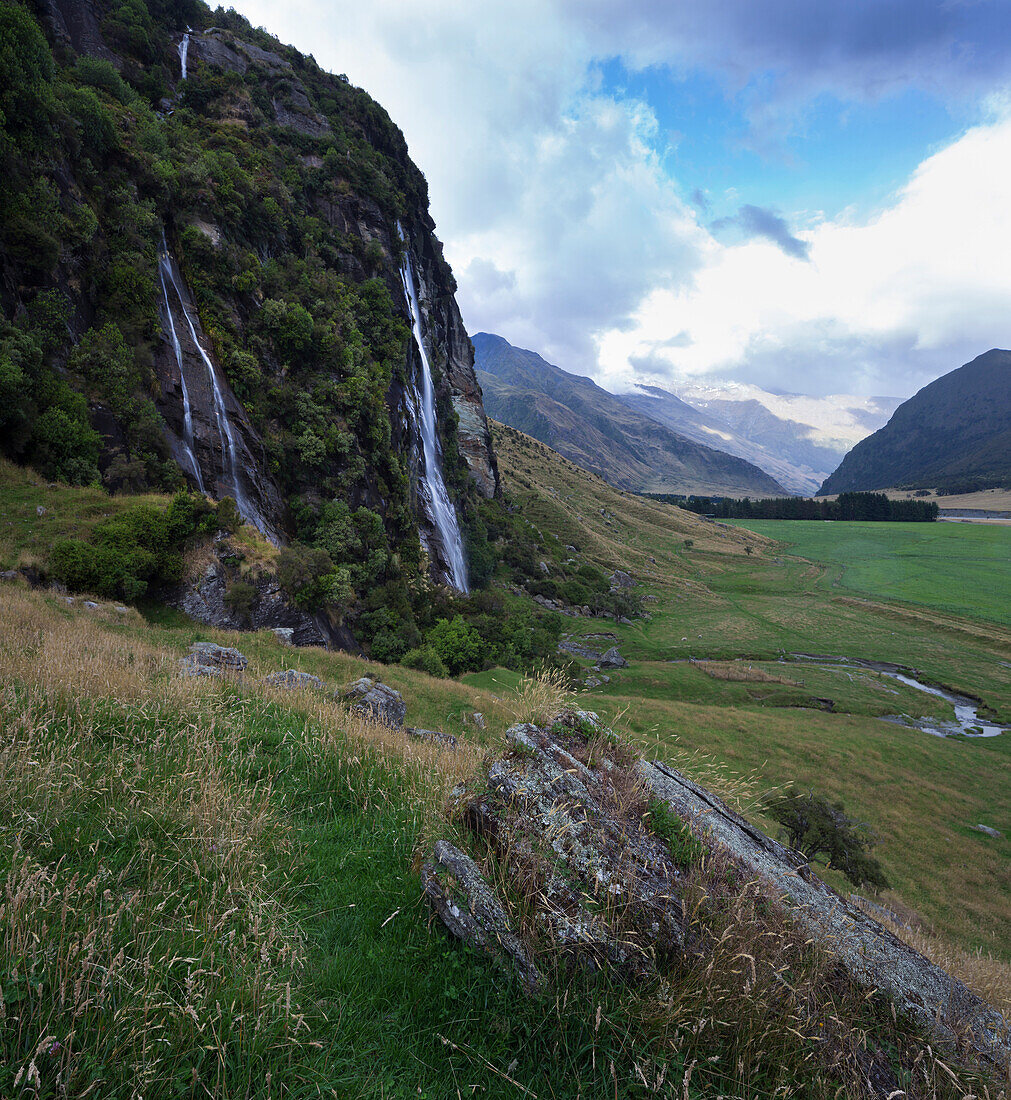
728, 518, 1011, 625
3, 437, 1010, 1095
491, 423, 1011, 958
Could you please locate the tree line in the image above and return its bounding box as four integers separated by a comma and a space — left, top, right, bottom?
646, 491, 939, 522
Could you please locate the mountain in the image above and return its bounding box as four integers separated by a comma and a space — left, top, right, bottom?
473, 334, 788, 497
0, 0, 498, 604
819, 350, 1011, 494
618, 385, 839, 495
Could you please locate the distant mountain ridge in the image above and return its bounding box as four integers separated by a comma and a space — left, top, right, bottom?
472, 334, 789, 497
619, 384, 840, 495
819, 349, 1011, 494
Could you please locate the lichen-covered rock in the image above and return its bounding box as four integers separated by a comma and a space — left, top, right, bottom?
420, 841, 540, 990
426, 713, 692, 983
609, 569, 634, 590
180, 642, 248, 679
637, 758, 1011, 1065
407, 727, 458, 750
339, 677, 406, 728
263, 669, 324, 691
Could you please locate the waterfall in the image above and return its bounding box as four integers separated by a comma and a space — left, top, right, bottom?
158, 238, 205, 492
178, 30, 190, 80
398, 231, 469, 592
158, 238, 270, 538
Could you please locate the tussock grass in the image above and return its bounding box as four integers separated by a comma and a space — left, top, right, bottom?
693, 658, 802, 686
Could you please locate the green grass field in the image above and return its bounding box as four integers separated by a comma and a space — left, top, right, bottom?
727, 520, 1011, 625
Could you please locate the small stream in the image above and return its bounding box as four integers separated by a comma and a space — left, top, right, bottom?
785, 654, 1008, 738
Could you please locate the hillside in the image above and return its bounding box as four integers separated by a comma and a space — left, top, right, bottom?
0, 0, 504, 656
473, 332, 789, 496
619, 384, 842, 495
820, 350, 1011, 493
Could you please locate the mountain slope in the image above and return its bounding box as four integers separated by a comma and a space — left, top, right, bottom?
619, 385, 838, 495
820, 350, 1011, 493
473, 333, 788, 496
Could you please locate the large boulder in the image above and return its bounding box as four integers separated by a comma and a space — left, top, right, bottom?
179, 642, 248, 678
423, 717, 1010, 1076
597, 647, 627, 669
338, 677, 406, 728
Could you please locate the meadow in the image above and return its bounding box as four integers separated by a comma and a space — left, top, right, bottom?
727, 518, 1011, 625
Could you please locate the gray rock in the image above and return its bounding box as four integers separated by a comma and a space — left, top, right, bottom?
83, 601, 100, 610
420, 840, 540, 990
36, 505, 46, 517
972, 823, 1002, 838
338, 677, 406, 728
263, 669, 324, 691
597, 647, 628, 669
609, 569, 634, 589
638, 758, 1010, 1064
472, 712, 486, 729
407, 727, 458, 750
180, 641, 248, 679
272, 627, 294, 646
558, 640, 601, 661
0, 570, 18, 582
114, 605, 129, 614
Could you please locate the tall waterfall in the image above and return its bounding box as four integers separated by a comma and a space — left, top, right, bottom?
157, 239, 204, 492
398, 234, 469, 592
157, 237, 270, 538
178, 30, 190, 79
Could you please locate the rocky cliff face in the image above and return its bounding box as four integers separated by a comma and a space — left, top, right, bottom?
19, 7, 498, 593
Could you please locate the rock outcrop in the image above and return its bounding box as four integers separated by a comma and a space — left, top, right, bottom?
338, 677, 406, 728
168, 536, 356, 652
262, 669, 324, 690
423, 715, 1010, 1073
179, 641, 248, 679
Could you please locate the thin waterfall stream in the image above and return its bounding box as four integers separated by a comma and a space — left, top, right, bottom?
398, 231, 469, 591
157, 237, 272, 539
178, 29, 190, 79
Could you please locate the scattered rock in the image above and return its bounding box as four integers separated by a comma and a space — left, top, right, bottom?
558, 640, 601, 661
407, 727, 458, 750
263, 669, 324, 690
0, 570, 18, 582
338, 677, 406, 728
467, 712, 486, 729
272, 627, 295, 646
538, 560, 550, 575
83, 600, 99, 610
597, 647, 627, 669
36, 505, 46, 517
972, 824, 1002, 838
609, 569, 634, 590
179, 641, 248, 679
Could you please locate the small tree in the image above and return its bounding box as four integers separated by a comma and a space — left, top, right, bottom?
762, 786, 889, 890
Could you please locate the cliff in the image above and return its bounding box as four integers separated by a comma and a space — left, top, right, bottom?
0, 1, 497, 604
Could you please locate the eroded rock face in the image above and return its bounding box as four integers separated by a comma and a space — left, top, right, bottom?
167, 537, 357, 652
338, 677, 406, 728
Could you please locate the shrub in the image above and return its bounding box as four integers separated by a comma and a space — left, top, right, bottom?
426, 614, 483, 676
762, 786, 889, 890
276, 543, 335, 611
402, 646, 449, 678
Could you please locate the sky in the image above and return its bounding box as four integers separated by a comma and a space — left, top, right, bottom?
230, 0, 1011, 400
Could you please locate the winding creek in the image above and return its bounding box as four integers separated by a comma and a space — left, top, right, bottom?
783, 654, 1009, 738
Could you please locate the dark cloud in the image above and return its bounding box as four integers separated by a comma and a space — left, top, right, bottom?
567, 0, 1011, 126
712, 204, 810, 260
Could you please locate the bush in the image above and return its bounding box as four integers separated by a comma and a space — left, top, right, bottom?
426, 614, 483, 676
276, 543, 335, 611
402, 646, 449, 678
223, 580, 257, 623
762, 786, 889, 890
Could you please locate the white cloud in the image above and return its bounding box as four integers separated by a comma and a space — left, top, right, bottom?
230, 1, 1011, 397
597, 107, 1011, 395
